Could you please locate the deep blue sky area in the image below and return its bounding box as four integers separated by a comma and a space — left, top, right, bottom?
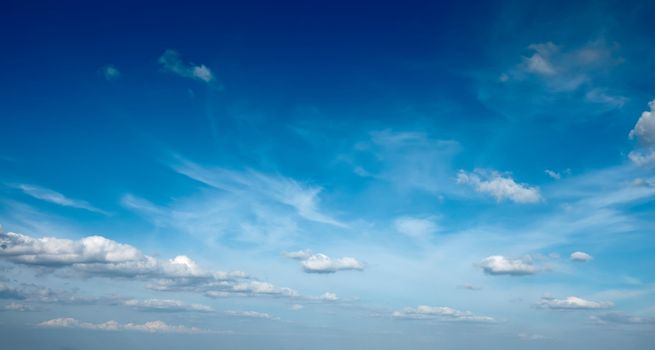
1, 1, 655, 349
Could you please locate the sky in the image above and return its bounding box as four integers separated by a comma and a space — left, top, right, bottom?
1, 0, 655, 349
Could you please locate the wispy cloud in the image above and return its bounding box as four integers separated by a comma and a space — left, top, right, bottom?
38, 318, 220, 334
538, 296, 613, 310
158, 49, 214, 83
10, 184, 109, 215
100, 65, 120, 81
393, 216, 438, 240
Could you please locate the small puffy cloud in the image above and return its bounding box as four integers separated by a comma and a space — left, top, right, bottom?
457, 170, 541, 204
124, 299, 213, 313
100, 65, 120, 80
538, 296, 613, 310
297, 253, 364, 274
629, 100, 655, 146
629, 100, 655, 166
11, 184, 109, 215
318, 292, 339, 302
393, 305, 494, 322
591, 312, 655, 325
479, 256, 540, 276
284, 249, 364, 274
158, 49, 214, 83
225, 310, 275, 320
393, 216, 437, 240
570, 251, 593, 262
38, 318, 215, 334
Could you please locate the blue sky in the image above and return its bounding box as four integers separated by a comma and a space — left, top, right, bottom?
1, 0, 655, 349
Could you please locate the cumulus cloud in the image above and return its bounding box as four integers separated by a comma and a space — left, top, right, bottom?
591, 312, 655, 325
392, 305, 494, 322
38, 318, 216, 334
11, 184, 109, 215
478, 256, 541, 276
158, 49, 214, 83
393, 216, 437, 240
538, 296, 613, 310
0, 230, 297, 299
628, 100, 655, 166
284, 251, 364, 274
570, 251, 593, 262
318, 292, 339, 302
100, 65, 120, 80
457, 170, 541, 204
124, 298, 213, 313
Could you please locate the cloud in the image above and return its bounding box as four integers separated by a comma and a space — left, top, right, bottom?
171, 159, 345, 227
456, 284, 482, 291
538, 296, 613, 310
628, 99, 655, 166
1, 302, 36, 311
11, 184, 109, 215
392, 305, 494, 322
284, 251, 364, 274
318, 292, 338, 302
0, 282, 26, 299
158, 49, 214, 83
38, 318, 217, 334
290, 304, 304, 310
591, 312, 655, 325
545, 169, 561, 180
570, 251, 593, 262
457, 170, 541, 204
393, 216, 437, 240
225, 310, 276, 320
100, 65, 120, 81
0, 230, 297, 299
478, 255, 541, 276
518, 333, 548, 341
124, 299, 214, 313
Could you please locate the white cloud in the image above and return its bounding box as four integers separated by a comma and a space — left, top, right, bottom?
457, 170, 541, 204
318, 292, 338, 302
158, 49, 214, 83
38, 318, 216, 334
392, 305, 494, 322
171, 159, 345, 227
629, 100, 655, 146
284, 251, 364, 274
544, 169, 561, 180
0, 230, 297, 299
591, 312, 655, 325
523, 43, 558, 75
11, 184, 109, 215
124, 298, 213, 313
101, 65, 120, 80
570, 251, 593, 262
628, 100, 655, 166
478, 255, 540, 276
290, 304, 304, 310
393, 216, 437, 240
225, 310, 275, 320
538, 296, 613, 310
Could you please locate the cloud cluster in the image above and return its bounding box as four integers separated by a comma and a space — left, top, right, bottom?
392, 305, 494, 322
284, 250, 364, 274
538, 296, 613, 310
629, 100, 655, 166
0, 230, 297, 299
158, 49, 214, 83
38, 318, 215, 334
457, 170, 541, 204
478, 256, 540, 276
